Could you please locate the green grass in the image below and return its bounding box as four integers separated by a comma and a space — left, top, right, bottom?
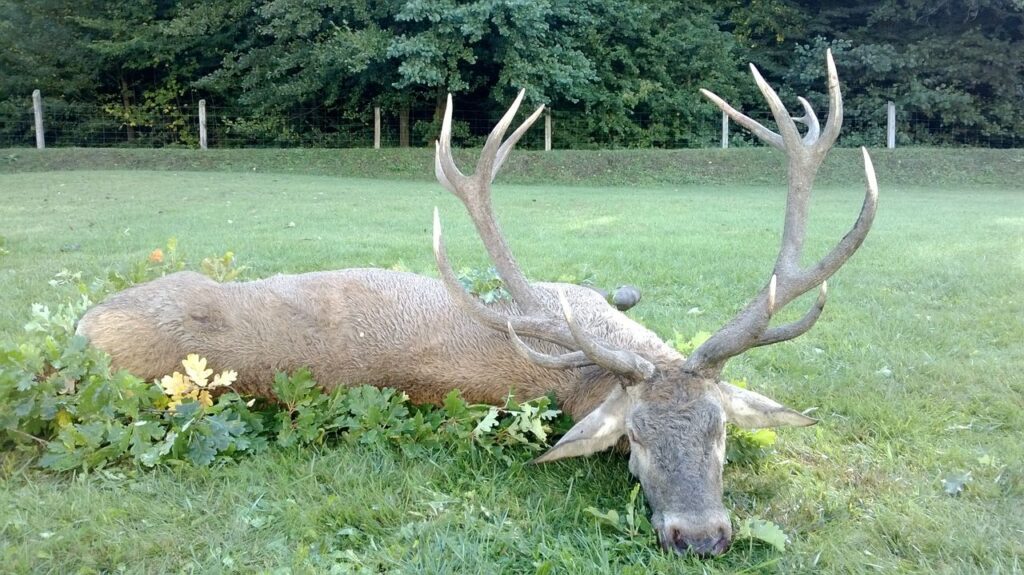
1, 166, 1023, 573
3, 146, 1024, 187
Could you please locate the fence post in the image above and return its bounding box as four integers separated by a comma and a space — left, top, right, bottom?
544, 111, 552, 151
32, 90, 45, 149
721, 111, 729, 149
886, 101, 896, 149
199, 99, 208, 150
374, 107, 381, 149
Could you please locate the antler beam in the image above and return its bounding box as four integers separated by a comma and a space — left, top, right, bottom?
433, 91, 655, 383
686, 50, 879, 374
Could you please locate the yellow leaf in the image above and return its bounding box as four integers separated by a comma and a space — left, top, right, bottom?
198, 390, 213, 408
182, 354, 212, 387
210, 370, 237, 389
159, 372, 192, 397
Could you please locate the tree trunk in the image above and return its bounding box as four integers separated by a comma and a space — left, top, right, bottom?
434, 91, 445, 124
428, 90, 448, 148
399, 105, 410, 148
120, 75, 134, 143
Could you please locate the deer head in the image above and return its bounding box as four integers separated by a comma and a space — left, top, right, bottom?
432, 50, 877, 557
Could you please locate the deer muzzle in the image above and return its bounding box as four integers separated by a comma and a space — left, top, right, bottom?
657, 513, 732, 557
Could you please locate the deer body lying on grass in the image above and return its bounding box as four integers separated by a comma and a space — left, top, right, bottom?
78, 51, 877, 557
76, 269, 651, 416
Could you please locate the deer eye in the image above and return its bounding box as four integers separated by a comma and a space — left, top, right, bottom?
626, 427, 641, 446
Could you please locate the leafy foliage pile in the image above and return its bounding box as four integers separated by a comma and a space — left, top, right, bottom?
0, 299, 567, 471
0, 242, 567, 471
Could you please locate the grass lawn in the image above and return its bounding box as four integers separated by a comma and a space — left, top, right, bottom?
1, 166, 1022, 573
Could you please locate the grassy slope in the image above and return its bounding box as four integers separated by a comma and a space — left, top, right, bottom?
1, 166, 1022, 573
3, 146, 1024, 187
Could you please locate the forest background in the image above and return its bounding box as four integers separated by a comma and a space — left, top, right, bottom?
1, 0, 1021, 149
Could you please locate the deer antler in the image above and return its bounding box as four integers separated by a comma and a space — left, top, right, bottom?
686, 50, 878, 375
433, 90, 655, 383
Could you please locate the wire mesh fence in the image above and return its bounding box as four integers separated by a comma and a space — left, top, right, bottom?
0, 97, 1020, 150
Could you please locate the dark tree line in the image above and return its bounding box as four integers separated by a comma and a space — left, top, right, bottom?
1, 0, 1021, 148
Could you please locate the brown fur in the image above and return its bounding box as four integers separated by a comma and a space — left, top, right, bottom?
76, 268, 679, 421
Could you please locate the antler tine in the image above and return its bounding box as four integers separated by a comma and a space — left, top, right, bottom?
749, 63, 802, 148
802, 148, 879, 284
685, 52, 877, 375
754, 282, 827, 347
818, 49, 844, 151
494, 104, 545, 181
434, 142, 457, 196
432, 207, 510, 328
437, 89, 545, 190
507, 322, 596, 370
795, 97, 821, 144
477, 89, 525, 180
699, 88, 784, 150
433, 208, 655, 382
432, 208, 578, 349
436, 94, 467, 200
557, 289, 656, 382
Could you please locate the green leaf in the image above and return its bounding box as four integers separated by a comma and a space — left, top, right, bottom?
129, 420, 166, 457
736, 517, 788, 552
726, 425, 777, 466
457, 267, 510, 304
472, 407, 500, 438
669, 330, 712, 355
442, 389, 469, 418
583, 507, 620, 530
272, 368, 318, 408
140, 430, 178, 467
39, 439, 85, 471
186, 432, 218, 466
275, 411, 296, 447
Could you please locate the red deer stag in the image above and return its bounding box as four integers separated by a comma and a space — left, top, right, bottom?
77, 51, 876, 556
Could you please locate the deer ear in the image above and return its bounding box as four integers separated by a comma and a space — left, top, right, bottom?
718, 381, 817, 428
532, 386, 630, 464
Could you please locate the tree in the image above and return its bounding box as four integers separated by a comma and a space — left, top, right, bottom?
784, 0, 1024, 146
1, 0, 1019, 148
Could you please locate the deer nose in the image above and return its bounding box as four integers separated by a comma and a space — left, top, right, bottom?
661, 524, 731, 557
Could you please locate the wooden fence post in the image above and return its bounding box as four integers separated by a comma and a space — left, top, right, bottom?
544, 111, 552, 151
374, 107, 381, 149
32, 90, 45, 149
886, 101, 896, 149
721, 111, 728, 149
199, 99, 208, 150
